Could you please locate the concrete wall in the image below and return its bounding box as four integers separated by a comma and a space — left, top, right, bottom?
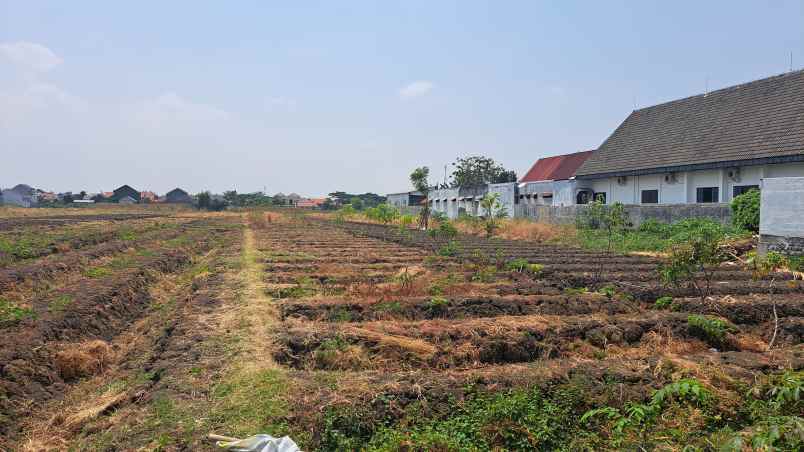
759, 176, 804, 256
487, 182, 517, 218
514, 203, 732, 227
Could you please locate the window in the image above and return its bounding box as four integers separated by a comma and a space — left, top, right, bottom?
733, 185, 759, 197
576, 190, 591, 205
641, 189, 659, 204
594, 192, 606, 204
696, 187, 719, 203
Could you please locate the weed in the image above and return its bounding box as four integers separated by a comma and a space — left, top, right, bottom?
0, 297, 35, 326
374, 301, 403, 313
330, 308, 353, 322
598, 285, 617, 299
48, 294, 73, 312
83, 266, 111, 278
321, 386, 584, 451
471, 265, 497, 283
582, 378, 712, 447
687, 314, 736, 348
654, 296, 674, 310
437, 240, 460, 257
564, 287, 589, 295
425, 296, 449, 315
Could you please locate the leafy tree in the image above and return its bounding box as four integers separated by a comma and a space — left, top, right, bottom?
659, 228, 728, 300
328, 192, 385, 208
450, 156, 517, 188
410, 167, 432, 229
321, 198, 336, 210
196, 191, 211, 210
350, 197, 364, 211
731, 188, 760, 232
223, 190, 239, 205
479, 192, 507, 237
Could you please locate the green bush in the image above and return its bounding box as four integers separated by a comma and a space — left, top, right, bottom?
654, 296, 673, 310
0, 297, 35, 326
731, 188, 760, 232
687, 314, 736, 348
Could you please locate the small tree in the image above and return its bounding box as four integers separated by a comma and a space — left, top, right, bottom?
196, 191, 211, 210
659, 229, 728, 300
731, 188, 760, 232
410, 167, 431, 229
602, 202, 629, 253
479, 192, 506, 238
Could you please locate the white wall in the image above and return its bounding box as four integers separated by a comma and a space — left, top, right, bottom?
582, 161, 804, 206
766, 162, 804, 178
660, 172, 687, 203
761, 177, 804, 238
686, 169, 721, 203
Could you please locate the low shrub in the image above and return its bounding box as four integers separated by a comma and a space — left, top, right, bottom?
654, 296, 673, 310
425, 296, 449, 315
731, 188, 760, 232
0, 297, 35, 326
687, 314, 736, 348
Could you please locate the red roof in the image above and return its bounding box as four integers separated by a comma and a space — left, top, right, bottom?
519, 150, 595, 183
296, 198, 327, 207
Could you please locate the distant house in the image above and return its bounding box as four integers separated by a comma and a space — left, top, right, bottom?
164, 188, 193, 204
73, 199, 95, 204
110, 185, 141, 203
38, 192, 58, 202
140, 191, 158, 203
1, 184, 38, 207
518, 150, 595, 206
118, 196, 137, 205
386, 191, 425, 208
296, 198, 327, 208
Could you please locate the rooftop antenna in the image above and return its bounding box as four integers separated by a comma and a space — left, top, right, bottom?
632, 94, 636, 110
704, 75, 709, 97
443, 164, 448, 187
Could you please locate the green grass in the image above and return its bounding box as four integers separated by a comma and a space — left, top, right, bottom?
48, 294, 74, 312
574, 218, 751, 254
0, 297, 36, 326
83, 266, 112, 278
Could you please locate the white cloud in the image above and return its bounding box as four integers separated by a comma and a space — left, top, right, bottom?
129, 92, 231, 125
398, 80, 435, 100
0, 41, 63, 72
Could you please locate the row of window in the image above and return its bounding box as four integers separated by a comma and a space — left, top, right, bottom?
587, 185, 759, 205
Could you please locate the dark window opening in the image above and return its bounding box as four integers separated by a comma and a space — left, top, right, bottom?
641, 189, 659, 204
594, 192, 606, 204
696, 187, 719, 203
576, 191, 591, 205
733, 185, 759, 197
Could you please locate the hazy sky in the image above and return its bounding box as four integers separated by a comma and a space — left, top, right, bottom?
1, 1, 803, 196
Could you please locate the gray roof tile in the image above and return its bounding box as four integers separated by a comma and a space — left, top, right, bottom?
576, 69, 804, 177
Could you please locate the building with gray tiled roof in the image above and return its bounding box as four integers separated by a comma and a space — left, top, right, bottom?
575, 70, 804, 205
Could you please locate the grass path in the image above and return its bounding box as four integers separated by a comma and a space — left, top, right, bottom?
237, 225, 280, 366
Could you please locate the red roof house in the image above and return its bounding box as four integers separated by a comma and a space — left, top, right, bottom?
296, 198, 327, 208
520, 150, 595, 183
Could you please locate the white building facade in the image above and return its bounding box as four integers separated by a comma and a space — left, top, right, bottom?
575, 70, 804, 206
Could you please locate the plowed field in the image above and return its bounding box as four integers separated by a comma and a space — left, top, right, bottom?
1, 211, 801, 451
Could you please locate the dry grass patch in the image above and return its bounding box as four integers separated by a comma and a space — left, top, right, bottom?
54, 340, 114, 381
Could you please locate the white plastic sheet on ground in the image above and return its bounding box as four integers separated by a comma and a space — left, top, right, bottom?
216, 434, 300, 452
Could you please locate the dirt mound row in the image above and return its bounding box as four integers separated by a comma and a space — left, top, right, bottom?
0, 225, 233, 436
281, 293, 636, 322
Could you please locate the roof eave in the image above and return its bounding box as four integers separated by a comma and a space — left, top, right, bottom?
575, 154, 804, 180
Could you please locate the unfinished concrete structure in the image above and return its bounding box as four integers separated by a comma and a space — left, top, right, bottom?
759, 177, 804, 256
